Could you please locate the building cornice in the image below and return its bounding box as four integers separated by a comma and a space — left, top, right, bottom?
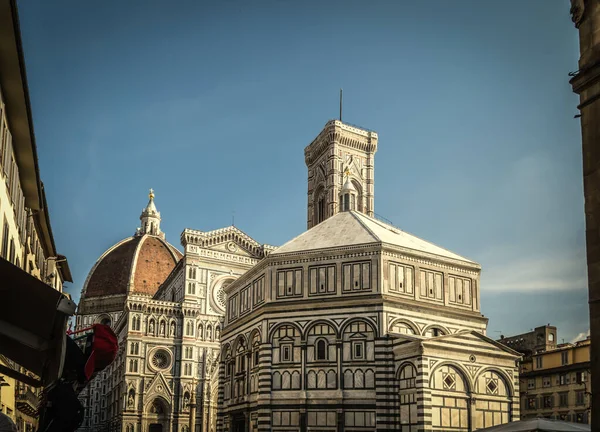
304, 120, 378, 166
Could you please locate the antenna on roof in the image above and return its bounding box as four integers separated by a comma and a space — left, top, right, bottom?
232, 210, 235, 227
339, 88, 343, 122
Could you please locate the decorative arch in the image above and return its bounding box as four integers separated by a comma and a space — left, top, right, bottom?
221, 343, 232, 361
97, 314, 112, 327
313, 183, 327, 225
397, 362, 418, 430
268, 321, 304, 342
145, 395, 171, 415
340, 316, 377, 335
422, 324, 449, 337
397, 361, 417, 380
306, 321, 337, 363
429, 362, 472, 393
250, 329, 261, 368
430, 362, 471, 430
232, 333, 248, 353
350, 179, 364, 212
472, 368, 514, 428
474, 367, 514, 398
388, 318, 419, 336
304, 319, 340, 340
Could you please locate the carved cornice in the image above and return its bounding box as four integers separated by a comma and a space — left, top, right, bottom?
305, 120, 378, 166
269, 244, 380, 263
186, 247, 261, 266
381, 249, 480, 275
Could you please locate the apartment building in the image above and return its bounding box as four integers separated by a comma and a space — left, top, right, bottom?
520, 338, 591, 424
0, 1, 73, 429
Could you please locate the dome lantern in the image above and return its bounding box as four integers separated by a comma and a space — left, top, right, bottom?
138, 188, 164, 238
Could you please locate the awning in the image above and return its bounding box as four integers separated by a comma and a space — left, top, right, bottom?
0, 258, 76, 387
477, 418, 591, 431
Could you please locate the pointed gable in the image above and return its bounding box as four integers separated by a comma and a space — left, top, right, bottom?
145, 371, 172, 399
182, 226, 268, 259
391, 330, 521, 358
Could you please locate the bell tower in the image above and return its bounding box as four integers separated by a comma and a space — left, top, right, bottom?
304, 120, 378, 229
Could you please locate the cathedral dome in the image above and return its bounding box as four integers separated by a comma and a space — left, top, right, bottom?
81, 190, 183, 299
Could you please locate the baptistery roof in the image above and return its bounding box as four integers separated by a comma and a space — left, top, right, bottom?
81, 190, 183, 299
272, 210, 478, 265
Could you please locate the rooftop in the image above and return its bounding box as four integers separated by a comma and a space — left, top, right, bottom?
272, 210, 477, 265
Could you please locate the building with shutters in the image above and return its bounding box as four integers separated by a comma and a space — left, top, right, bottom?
503, 331, 591, 425
0, 1, 73, 430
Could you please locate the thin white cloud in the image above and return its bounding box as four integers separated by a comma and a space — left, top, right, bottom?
571, 329, 590, 343
480, 250, 587, 292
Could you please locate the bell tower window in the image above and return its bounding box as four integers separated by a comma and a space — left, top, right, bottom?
318, 197, 325, 223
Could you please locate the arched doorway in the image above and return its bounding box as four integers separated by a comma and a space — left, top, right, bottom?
145, 397, 170, 432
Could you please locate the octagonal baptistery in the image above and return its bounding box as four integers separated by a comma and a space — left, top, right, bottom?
77, 190, 183, 322
218, 113, 522, 432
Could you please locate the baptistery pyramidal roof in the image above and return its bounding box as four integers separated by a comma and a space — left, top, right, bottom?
273, 206, 476, 265
81, 190, 183, 299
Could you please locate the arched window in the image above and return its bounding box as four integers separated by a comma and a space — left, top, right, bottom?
236, 340, 247, 374
313, 185, 326, 226
316, 339, 327, 360
100, 317, 111, 327
307, 323, 336, 363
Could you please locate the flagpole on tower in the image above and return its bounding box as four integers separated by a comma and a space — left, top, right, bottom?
339, 88, 343, 122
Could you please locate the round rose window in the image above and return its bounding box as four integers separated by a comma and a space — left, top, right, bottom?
150, 348, 172, 371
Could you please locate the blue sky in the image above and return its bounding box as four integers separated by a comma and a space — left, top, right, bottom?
17, 0, 588, 343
